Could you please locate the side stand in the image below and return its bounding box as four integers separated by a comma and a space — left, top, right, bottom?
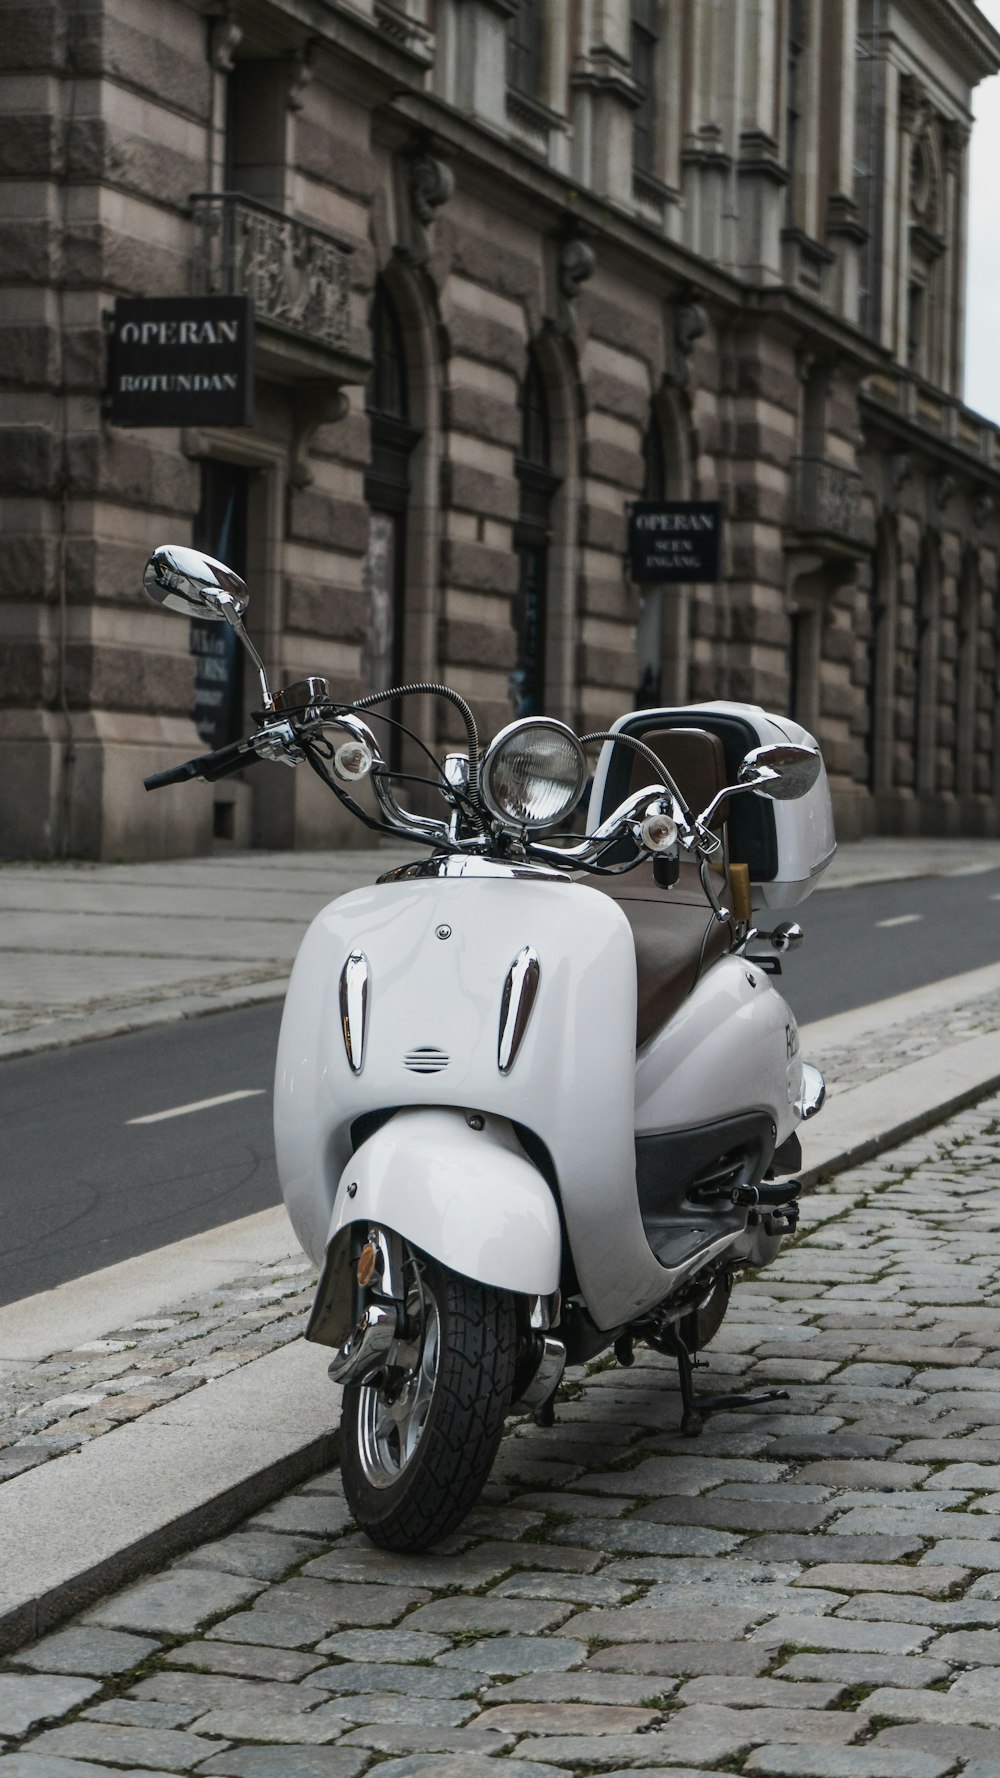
660, 1328, 790, 1437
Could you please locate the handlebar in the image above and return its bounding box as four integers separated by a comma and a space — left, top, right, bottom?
140, 698, 720, 899
144, 738, 260, 791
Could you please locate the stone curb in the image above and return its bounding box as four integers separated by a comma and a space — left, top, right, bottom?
0, 1341, 341, 1658
0, 1424, 338, 1658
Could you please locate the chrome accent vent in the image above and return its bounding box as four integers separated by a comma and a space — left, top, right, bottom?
498, 945, 540, 1074
403, 1046, 449, 1074
339, 951, 369, 1074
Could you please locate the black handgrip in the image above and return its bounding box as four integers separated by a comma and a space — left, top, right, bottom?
144, 739, 258, 792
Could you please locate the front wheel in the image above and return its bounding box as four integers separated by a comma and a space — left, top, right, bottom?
339, 1245, 518, 1553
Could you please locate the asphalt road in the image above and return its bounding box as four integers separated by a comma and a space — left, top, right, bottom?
2, 865, 999, 1308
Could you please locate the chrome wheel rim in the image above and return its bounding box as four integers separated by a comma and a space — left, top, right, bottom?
356, 1260, 441, 1488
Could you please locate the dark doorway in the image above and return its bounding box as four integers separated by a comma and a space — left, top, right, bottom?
190, 460, 248, 752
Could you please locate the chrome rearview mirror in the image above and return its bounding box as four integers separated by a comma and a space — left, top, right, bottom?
144, 545, 248, 621
143, 544, 274, 710
738, 743, 822, 802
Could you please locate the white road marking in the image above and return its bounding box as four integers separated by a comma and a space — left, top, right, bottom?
874, 913, 923, 929
127, 1089, 266, 1126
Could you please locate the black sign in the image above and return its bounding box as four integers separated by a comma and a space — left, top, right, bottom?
108, 296, 253, 428
628, 501, 723, 583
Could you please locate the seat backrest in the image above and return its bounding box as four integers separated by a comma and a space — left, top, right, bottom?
625, 726, 728, 829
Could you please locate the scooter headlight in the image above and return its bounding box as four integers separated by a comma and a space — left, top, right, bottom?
480, 718, 588, 830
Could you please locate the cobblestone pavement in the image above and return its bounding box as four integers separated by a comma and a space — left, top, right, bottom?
811, 987, 1000, 1094
6, 1099, 1000, 1772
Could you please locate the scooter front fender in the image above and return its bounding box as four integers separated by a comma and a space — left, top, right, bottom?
306, 1108, 561, 1347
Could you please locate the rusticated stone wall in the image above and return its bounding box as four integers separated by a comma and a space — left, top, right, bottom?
1, 0, 999, 858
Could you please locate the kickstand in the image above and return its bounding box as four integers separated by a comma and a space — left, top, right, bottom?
661, 1328, 791, 1437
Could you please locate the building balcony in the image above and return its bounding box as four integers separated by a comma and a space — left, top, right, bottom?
190, 191, 367, 386
789, 455, 870, 554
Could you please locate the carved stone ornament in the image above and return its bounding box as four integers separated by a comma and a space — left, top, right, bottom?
890, 451, 912, 493
290, 384, 350, 489
554, 237, 596, 335
286, 50, 314, 113
942, 118, 971, 175
909, 129, 940, 230
210, 16, 242, 74
935, 474, 957, 511
974, 492, 995, 527
669, 299, 707, 390
395, 154, 454, 268
898, 71, 928, 133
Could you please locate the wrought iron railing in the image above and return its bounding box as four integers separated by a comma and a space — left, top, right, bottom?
790, 455, 868, 547
190, 192, 353, 354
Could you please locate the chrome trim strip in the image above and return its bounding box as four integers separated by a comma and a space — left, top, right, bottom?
799, 1060, 826, 1120
498, 945, 541, 1074
339, 950, 369, 1074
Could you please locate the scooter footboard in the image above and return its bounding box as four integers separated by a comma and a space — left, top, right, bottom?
306, 1107, 561, 1348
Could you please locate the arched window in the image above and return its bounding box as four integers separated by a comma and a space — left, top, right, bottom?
363, 282, 420, 754
511, 351, 559, 716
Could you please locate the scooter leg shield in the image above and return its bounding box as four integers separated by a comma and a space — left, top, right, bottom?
305, 1107, 561, 1349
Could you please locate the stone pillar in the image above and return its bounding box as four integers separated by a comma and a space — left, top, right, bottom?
942, 120, 970, 399
735, 0, 784, 283
821, 0, 865, 324
570, 1, 637, 203
681, 0, 735, 267
894, 71, 926, 367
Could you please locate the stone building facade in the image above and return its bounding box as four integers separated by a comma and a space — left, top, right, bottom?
2, 0, 1000, 858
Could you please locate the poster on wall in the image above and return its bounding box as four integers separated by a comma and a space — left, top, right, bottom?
628, 501, 723, 583
107, 296, 254, 428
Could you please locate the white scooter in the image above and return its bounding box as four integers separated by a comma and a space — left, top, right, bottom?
143, 545, 831, 1553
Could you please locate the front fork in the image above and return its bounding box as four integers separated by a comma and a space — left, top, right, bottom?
327, 1225, 406, 1388
328, 1222, 567, 1420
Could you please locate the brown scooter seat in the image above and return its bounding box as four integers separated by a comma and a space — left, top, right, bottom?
589, 727, 735, 1048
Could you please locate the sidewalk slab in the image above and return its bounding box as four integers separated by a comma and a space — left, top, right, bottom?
0, 846, 419, 1060
817, 835, 1000, 891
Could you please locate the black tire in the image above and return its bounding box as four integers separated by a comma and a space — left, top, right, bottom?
340, 1249, 518, 1553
